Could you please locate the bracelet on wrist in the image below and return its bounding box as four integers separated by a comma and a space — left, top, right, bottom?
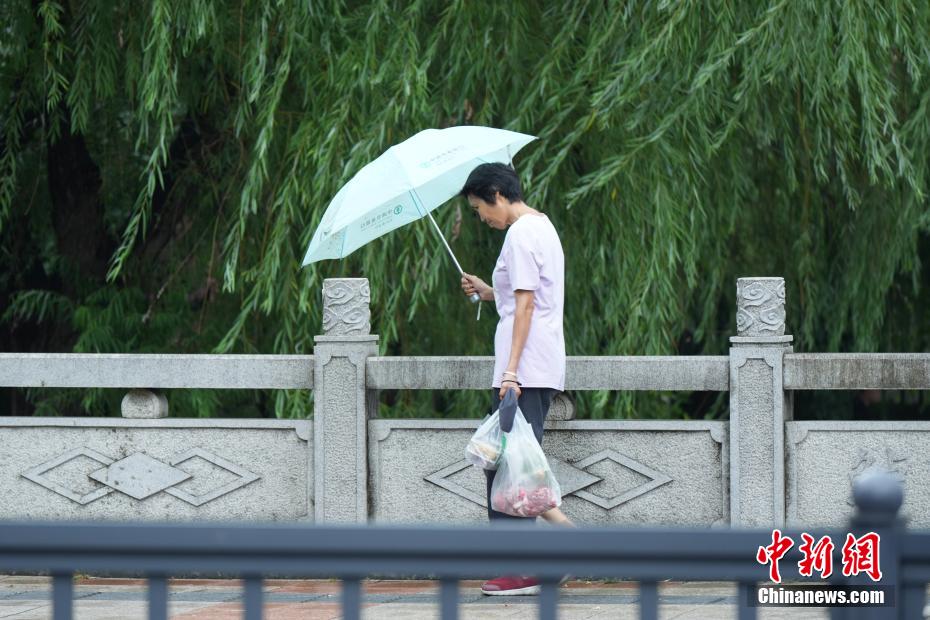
501, 379, 522, 387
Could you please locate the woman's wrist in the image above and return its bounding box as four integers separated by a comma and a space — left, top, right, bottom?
501, 369, 520, 387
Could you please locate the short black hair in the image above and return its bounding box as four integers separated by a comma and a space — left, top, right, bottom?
459, 162, 524, 204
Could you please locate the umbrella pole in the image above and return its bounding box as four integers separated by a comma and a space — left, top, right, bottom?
425, 209, 481, 304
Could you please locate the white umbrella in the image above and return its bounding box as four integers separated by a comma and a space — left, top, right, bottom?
302, 126, 537, 304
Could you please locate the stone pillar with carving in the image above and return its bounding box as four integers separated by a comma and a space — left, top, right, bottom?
312, 278, 379, 523
728, 277, 794, 528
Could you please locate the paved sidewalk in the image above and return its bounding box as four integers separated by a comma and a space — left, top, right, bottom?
0, 574, 873, 619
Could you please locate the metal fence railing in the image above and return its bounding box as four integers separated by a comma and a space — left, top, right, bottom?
0, 473, 924, 620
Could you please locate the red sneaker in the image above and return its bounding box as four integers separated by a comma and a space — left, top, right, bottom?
480, 575, 541, 596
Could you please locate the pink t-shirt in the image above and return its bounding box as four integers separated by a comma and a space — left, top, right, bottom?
491, 213, 565, 390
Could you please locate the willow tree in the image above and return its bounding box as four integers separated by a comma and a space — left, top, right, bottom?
2, 1, 929, 420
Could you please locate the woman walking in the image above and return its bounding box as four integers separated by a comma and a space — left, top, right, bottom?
459, 162, 574, 596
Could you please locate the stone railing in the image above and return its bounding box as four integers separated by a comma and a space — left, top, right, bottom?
2, 277, 929, 529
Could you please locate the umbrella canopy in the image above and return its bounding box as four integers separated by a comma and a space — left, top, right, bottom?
301, 126, 536, 265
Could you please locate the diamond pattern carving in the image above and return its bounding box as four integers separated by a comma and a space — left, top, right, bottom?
424, 460, 487, 507
89, 453, 191, 500
546, 458, 602, 495
164, 448, 260, 506
571, 449, 672, 509
21, 447, 115, 505
21, 447, 260, 507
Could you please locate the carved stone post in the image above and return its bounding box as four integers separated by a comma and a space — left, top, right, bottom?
121, 389, 168, 418
729, 277, 794, 527
313, 278, 379, 523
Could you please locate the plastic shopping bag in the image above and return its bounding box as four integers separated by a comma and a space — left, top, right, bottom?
466, 409, 505, 470
490, 407, 562, 517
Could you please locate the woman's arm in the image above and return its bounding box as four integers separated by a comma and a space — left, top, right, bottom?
500, 288, 534, 398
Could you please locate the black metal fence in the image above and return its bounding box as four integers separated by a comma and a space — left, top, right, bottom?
0, 472, 926, 620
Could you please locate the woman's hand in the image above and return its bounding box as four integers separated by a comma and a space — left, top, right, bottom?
499, 382, 521, 400
461, 273, 494, 301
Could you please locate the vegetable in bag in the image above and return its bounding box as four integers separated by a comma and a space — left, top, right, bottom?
490, 407, 562, 517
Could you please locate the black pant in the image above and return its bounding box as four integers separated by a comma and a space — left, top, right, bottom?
484, 387, 557, 521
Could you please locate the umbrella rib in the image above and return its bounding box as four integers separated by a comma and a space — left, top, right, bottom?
407, 189, 426, 218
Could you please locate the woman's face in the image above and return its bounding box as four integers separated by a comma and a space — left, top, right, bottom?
467, 193, 507, 230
